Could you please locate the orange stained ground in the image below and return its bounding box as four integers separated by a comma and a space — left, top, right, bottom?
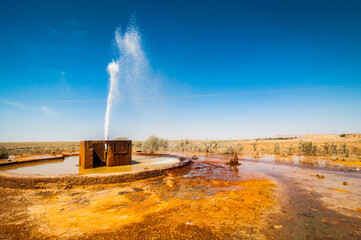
2, 154, 361, 239
26, 162, 276, 239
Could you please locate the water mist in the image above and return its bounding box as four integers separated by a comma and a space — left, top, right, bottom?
104, 21, 152, 140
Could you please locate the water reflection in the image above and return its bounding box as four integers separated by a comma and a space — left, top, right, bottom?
0, 156, 180, 175
187, 153, 360, 171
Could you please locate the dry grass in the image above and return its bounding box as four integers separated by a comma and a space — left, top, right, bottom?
0, 142, 79, 156
1, 134, 360, 162
134, 134, 361, 162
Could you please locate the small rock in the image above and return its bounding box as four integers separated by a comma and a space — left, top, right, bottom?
300, 212, 315, 217
226, 154, 241, 166
133, 187, 143, 192
343, 182, 348, 186
118, 191, 131, 195
316, 174, 325, 179
273, 225, 283, 229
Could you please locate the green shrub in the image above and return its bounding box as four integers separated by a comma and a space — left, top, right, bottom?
274, 143, 280, 154
298, 141, 317, 155
234, 143, 244, 154
200, 141, 219, 153
220, 143, 235, 154
288, 145, 294, 155
142, 135, 169, 153
323, 143, 330, 155
135, 142, 142, 151
0, 147, 9, 159
176, 139, 194, 152
340, 144, 349, 158
252, 141, 258, 152
330, 143, 338, 155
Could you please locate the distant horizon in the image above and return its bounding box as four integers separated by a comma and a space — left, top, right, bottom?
1, 132, 360, 143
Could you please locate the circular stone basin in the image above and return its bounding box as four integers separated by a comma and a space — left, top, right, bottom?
0, 155, 180, 175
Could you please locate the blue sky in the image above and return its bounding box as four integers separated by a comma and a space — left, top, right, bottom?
1, 0, 361, 141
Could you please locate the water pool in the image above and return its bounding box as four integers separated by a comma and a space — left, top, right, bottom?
0, 155, 180, 175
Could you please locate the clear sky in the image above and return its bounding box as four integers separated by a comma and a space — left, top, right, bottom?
1, 0, 361, 141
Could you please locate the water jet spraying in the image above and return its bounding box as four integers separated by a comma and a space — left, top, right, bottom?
104, 21, 150, 140
104, 61, 119, 140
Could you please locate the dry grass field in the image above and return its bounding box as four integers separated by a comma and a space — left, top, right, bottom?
0, 142, 79, 158
134, 133, 361, 163
1, 134, 360, 163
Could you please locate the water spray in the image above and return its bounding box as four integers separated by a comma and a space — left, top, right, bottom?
104, 61, 119, 140
104, 21, 152, 140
